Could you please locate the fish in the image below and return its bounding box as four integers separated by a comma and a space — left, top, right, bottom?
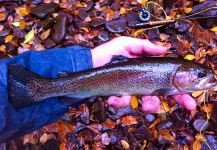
8, 56, 216, 109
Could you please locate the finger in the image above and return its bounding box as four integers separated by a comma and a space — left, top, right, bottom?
123, 37, 169, 56
107, 95, 131, 109
141, 96, 160, 113
171, 94, 196, 110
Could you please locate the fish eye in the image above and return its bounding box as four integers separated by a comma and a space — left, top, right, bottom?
198, 71, 207, 78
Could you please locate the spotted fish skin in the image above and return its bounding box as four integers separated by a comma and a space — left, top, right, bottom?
8, 57, 216, 109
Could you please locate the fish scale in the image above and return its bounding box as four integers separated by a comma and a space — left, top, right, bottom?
8, 57, 216, 109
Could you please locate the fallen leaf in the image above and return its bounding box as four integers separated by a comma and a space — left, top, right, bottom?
193, 140, 201, 150
80, 26, 89, 32
5, 35, 14, 43
119, 7, 126, 15
191, 90, 205, 97
184, 54, 195, 60
12, 21, 20, 27
0, 13, 6, 20
131, 96, 138, 109
86, 124, 102, 134
210, 26, 217, 32
121, 140, 129, 150
40, 133, 56, 144
24, 29, 34, 44
184, 8, 192, 13
121, 115, 138, 126
164, 133, 175, 141
101, 133, 111, 145
0, 45, 6, 53
102, 118, 116, 129
15, 7, 29, 16
41, 29, 51, 40
0, 25, 4, 31
162, 102, 170, 112
19, 19, 26, 30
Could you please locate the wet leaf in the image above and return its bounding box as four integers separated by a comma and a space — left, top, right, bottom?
184, 54, 195, 60
191, 90, 205, 97
19, 19, 26, 30
210, 26, 217, 32
41, 29, 51, 40
121, 115, 138, 126
184, 8, 192, 13
12, 21, 20, 27
164, 133, 175, 141
162, 102, 170, 112
80, 26, 89, 32
24, 29, 34, 44
131, 96, 138, 109
39, 133, 56, 144
101, 133, 111, 145
5, 35, 14, 43
121, 140, 129, 150
86, 124, 102, 134
193, 140, 201, 150
15, 7, 29, 16
102, 118, 116, 129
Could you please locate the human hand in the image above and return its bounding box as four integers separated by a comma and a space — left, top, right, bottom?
91, 36, 196, 113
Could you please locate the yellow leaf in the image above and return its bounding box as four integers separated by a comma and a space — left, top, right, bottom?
210, 26, 217, 32
184, 8, 192, 13
131, 96, 138, 109
24, 30, 34, 44
12, 22, 20, 27
191, 90, 205, 97
80, 26, 89, 32
15, 7, 29, 16
119, 7, 126, 15
184, 54, 195, 60
19, 19, 26, 30
176, 35, 183, 43
5, 35, 14, 43
162, 102, 170, 112
199, 0, 205, 2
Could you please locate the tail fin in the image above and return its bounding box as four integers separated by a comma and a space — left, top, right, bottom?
8, 64, 43, 109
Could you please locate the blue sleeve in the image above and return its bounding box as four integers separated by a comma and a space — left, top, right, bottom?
0, 46, 93, 143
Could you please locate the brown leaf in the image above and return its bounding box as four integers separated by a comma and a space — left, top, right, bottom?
41, 29, 51, 40
86, 124, 102, 134
164, 133, 175, 141
40, 133, 56, 144
121, 140, 129, 150
5, 35, 14, 43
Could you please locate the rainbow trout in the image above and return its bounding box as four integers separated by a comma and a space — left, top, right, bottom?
8, 56, 216, 109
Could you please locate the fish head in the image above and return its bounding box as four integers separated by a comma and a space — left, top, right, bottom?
173, 63, 216, 93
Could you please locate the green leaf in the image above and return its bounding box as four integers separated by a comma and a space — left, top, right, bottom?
12, 22, 20, 27
24, 29, 34, 44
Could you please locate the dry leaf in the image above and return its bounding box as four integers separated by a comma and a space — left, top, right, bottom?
164, 133, 175, 141
0, 13, 6, 20
191, 90, 205, 98
0, 25, 4, 31
80, 26, 89, 32
12, 21, 20, 27
119, 7, 126, 15
0, 45, 6, 53
41, 29, 51, 40
101, 133, 111, 145
162, 102, 170, 112
131, 96, 138, 109
24, 29, 34, 43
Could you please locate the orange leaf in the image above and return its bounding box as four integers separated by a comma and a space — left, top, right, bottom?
162, 102, 170, 112
200, 104, 214, 113
0, 13, 6, 20
148, 118, 161, 129
184, 144, 190, 150
5, 35, 14, 43
164, 133, 175, 141
131, 96, 138, 109
15, 7, 29, 16
80, 26, 89, 32
39, 133, 55, 144
184, 8, 192, 13
193, 140, 201, 150
121, 115, 138, 126
59, 142, 66, 150
102, 118, 116, 129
